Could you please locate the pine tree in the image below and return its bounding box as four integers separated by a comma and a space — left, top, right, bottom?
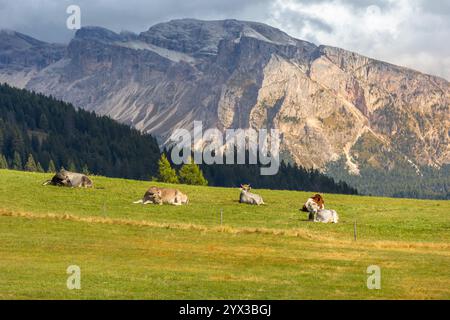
47, 159, 56, 173
36, 162, 44, 173
157, 154, 179, 184
81, 164, 90, 175
11, 129, 24, 156
68, 160, 77, 172
24, 154, 38, 172
179, 158, 208, 186
0, 130, 4, 151
39, 113, 49, 130
0, 154, 8, 169
12, 152, 22, 170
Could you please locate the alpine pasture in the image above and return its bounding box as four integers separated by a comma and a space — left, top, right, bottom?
0, 169, 449, 299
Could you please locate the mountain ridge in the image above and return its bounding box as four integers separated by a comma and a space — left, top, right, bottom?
0, 19, 448, 184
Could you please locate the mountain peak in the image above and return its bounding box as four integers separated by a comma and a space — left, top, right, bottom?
0, 29, 47, 49
139, 18, 309, 56
74, 26, 123, 43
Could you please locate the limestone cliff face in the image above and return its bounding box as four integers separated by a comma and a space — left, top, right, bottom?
0, 20, 448, 174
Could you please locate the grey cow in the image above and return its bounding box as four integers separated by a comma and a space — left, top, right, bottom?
239, 184, 265, 205
43, 169, 93, 188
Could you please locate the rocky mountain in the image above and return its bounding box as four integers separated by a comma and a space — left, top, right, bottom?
0, 29, 65, 88
0, 20, 449, 181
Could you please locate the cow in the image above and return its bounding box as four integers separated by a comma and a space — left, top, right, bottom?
43, 169, 93, 188
301, 194, 339, 223
239, 184, 265, 205
134, 186, 189, 206
301, 194, 325, 221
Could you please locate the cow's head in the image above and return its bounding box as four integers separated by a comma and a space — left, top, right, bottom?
312, 194, 325, 209
240, 184, 251, 192
81, 176, 93, 188
148, 186, 161, 196
50, 170, 71, 186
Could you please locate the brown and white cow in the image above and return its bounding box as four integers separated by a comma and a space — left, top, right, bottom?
301, 194, 339, 223
301, 194, 325, 221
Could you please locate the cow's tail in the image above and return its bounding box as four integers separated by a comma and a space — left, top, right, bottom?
133, 199, 144, 204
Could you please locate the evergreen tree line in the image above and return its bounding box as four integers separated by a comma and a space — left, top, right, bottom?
164, 148, 358, 195
0, 83, 160, 179
326, 158, 449, 200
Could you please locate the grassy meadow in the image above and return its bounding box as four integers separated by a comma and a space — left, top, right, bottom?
0, 169, 449, 299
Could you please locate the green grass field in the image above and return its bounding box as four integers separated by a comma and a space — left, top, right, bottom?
0, 169, 449, 299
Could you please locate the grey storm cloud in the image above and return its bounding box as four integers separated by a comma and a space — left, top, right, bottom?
0, 0, 449, 80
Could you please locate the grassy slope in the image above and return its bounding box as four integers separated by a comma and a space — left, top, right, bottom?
0, 169, 449, 299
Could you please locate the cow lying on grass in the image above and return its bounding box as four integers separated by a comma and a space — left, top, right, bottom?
43, 169, 93, 188
134, 186, 189, 206
239, 184, 265, 205
301, 194, 339, 223
301, 194, 325, 221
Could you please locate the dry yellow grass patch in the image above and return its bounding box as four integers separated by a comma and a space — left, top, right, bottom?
2, 209, 448, 258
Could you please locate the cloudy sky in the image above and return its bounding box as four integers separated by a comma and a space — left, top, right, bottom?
0, 0, 449, 79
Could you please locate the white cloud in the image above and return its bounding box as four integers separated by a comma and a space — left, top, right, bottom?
267, 0, 450, 79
